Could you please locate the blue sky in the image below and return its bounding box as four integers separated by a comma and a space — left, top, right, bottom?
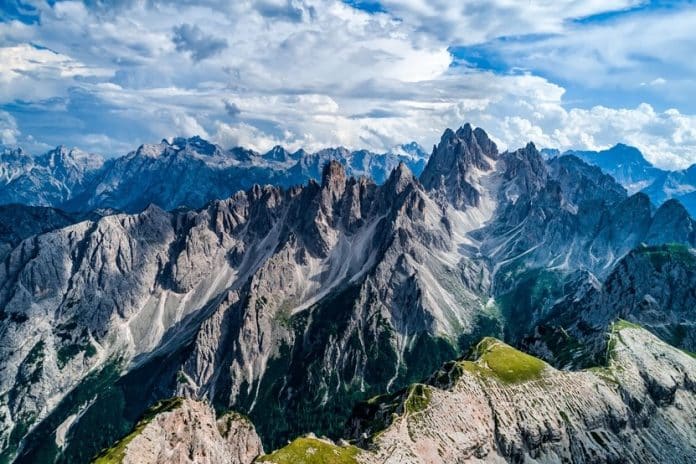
1, 0, 695, 169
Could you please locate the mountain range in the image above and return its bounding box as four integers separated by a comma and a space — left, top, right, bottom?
543, 143, 696, 217
4, 134, 696, 220
0, 124, 695, 463
0, 138, 428, 213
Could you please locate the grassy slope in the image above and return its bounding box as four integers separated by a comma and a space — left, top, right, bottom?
255, 437, 359, 464
471, 337, 547, 384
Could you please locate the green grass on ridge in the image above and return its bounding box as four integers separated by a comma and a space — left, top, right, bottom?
255, 437, 359, 464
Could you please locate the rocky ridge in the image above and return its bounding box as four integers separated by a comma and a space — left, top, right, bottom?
93, 398, 262, 464
347, 324, 696, 464
103, 325, 696, 464
548, 143, 696, 217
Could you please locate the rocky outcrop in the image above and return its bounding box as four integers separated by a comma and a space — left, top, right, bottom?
420, 123, 498, 209
93, 398, 263, 464
565, 143, 665, 194
348, 326, 696, 463
0, 151, 481, 460
524, 243, 696, 367
96, 327, 696, 464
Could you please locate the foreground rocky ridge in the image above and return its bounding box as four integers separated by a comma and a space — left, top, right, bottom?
521, 242, 696, 369
349, 324, 696, 463
102, 325, 696, 464
93, 398, 262, 464
1, 124, 695, 463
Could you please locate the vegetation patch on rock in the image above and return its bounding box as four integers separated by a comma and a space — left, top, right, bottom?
403, 384, 431, 414
471, 337, 547, 384
635, 243, 696, 269
255, 437, 359, 464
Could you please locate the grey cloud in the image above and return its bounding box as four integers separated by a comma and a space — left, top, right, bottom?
172, 24, 228, 62
255, 1, 309, 23
224, 100, 241, 118
349, 108, 400, 119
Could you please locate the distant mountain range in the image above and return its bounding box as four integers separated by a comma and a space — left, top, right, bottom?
4, 137, 696, 220
542, 143, 696, 216
0, 138, 428, 213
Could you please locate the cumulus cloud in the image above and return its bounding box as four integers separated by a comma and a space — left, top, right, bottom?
0, 43, 113, 102
493, 103, 696, 170
0, 111, 20, 145
371, 0, 644, 44
466, 6, 696, 97
0, 0, 694, 171
254, 0, 311, 22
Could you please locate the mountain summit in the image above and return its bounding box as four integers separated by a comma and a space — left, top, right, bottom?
420, 124, 498, 209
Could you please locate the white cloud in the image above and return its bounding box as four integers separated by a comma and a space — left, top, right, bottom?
0, 0, 695, 171
643, 78, 667, 87
0, 111, 20, 145
372, 0, 645, 44
0, 44, 113, 102
493, 102, 696, 170
478, 7, 696, 93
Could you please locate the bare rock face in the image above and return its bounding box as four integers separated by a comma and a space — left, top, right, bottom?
349, 326, 696, 464
420, 123, 498, 210
95, 398, 262, 464
524, 243, 696, 367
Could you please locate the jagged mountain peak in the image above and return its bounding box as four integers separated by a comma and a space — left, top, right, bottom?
453, 123, 498, 156
134, 136, 227, 160
0, 136, 431, 213
498, 141, 548, 200
646, 198, 696, 244
604, 143, 649, 163
291, 148, 308, 158
262, 145, 296, 162
42, 145, 103, 170
655, 197, 690, 216
321, 159, 347, 189
171, 135, 221, 156
568, 143, 652, 166
548, 153, 627, 205
229, 146, 260, 162
4, 124, 696, 463
420, 123, 498, 209
315, 146, 352, 157
563, 143, 664, 196
432, 123, 497, 161
383, 161, 416, 196
454, 122, 473, 138
625, 190, 652, 206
